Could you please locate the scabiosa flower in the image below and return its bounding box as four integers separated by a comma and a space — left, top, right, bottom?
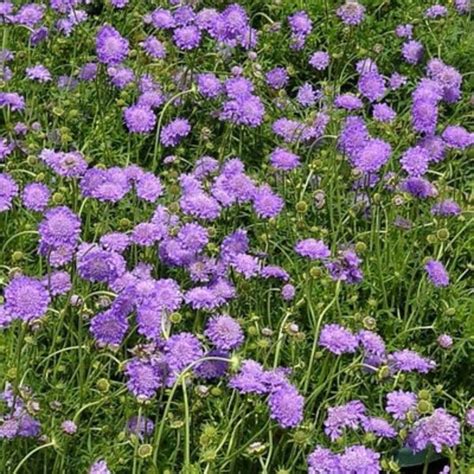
160, 118, 191, 146
281, 283, 296, 301
425, 259, 449, 287
123, 105, 156, 134
220, 95, 265, 127
126, 416, 154, 439
395, 24, 413, 38
140, 36, 166, 59
295, 239, 330, 260
90, 310, 128, 347
77, 245, 126, 284
326, 249, 364, 284
260, 265, 290, 281
419, 135, 446, 163
288, 11, 312, 50
296, 83, 319, 107
334, 93, 363, 111
354, 139, 392, 173
424, 5, 448, 19
135, 172, 162, 202
4, 275, 50, 322
372, 103, 396, 122
39, 149, 88, 178
308, 445, 340, 473
466, 408, 474, 427
402, 40, 424, 65
25, 64, 51, 82
358, 330, 386, 356
430, 199, 461, 217
149, 8, 175, 29
268, 383, 304, 428
205, 315, 244, 350
0, 138, 13, 161
107, 66, 134, 89
163, 333, 203, 385
437, 334, 453, 349
131, 223, 162, 247
336, 1, 366, 26
358, 71, 386, 102
125, 357, 165, 400
44, 270, 72, 296
407, 409, 461, 453
339, 445, 381, 473
309, 51, 330, 70
400, 177, 438, 199
95, 25, 129, 65
231, 253, 260, 279
442, 125, 474, 149
196, 73, 222, 98
454, 0, 470, 14
229, 360, 268, 394
21, 182, 50, 212
194, 349, 229, 380
0, 172, 18, 211
362, 416, 396, 438
252, 185, 284, 218
0, 92, 25, 111
400, 146, 430, 176
388, 349, 436, 373
11, 4, 44, 27
61, 420, 77, 435
324, 400, 366, 440
38, 206, 81, 248
79, 62, 98, 81
89, 460, 110, 474
389, 72, 407, 90
319, 324, 359, 356
386, 390, 418, 420
224, 77, 254, 99
427, 59, 462, 103
265, 67, 288, 90
269, 147, 301, 171
173, 25, 201, 50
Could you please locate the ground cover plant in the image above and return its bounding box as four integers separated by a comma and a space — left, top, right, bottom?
0, 0, 473, 472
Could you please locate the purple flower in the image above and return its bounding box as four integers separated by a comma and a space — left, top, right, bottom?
431, 199, 461, 217
336, 1, 366, 25
224, 77, 254, 99
386, 390, 418, 420
95, 25, 129, 65
205, 314, 244, 350
372, 103, 396, 123
419, 135, 446, 163
107, 66, 134, 89
61, 420, 77, 435
229, 360, 268, 394
265, 67, 288, 90
354, 139, 392, 173
196, 73, 222, 98
466, 408, 474, 427
126, 416, 154, 439
149, 8, 175, 29
173, 25, 201, 50
295, 239, 330, 260
388, 349, 436, 373
309, 51, 330, 71
38, 205, 81, 248
281, 283, 296, 301
400, 146, 430, 176
140, 36, 166, 59
427, 59, 462, 103
125, 357, 165, 400
338, 116, 370, 161
324, 400, 366, 440
11, 4, 44, 27
135, 172, 162, 202
389, 72, 407, 90
220, 95, 265, 127
334, 93, 363, 111
402, 40, 424, 65
4, 275, 50, 322
339, 445, 381, 473
123, 105, 156, 134
442, 125, 474, 149
0, 92, 25, 111
80, 167, 131, 202
161, 118, 191, 147
358, 71, 386, 102
437, 334, 453, 349
21, 183, 50, 212
269, 147, 301, 171
454, 0, 470, 14
39, 149, 88, 178
319, 324, 358, 355
77, 244, 126, 284
362, 416, 396, 438
296, 83, 320, 107
268, 383, 304, 428
194, 349, 229, 380
396, 24, 413, 39
308, 445, 340, 473
25, 64, 51, 82
288, 11, 312, 49
90, 309, 128, 348
400, 177, 438, 199
44, 270, 72, 296
407, 409, 461, 453
425, 259, 449, 287
424, 5, 448, 19
358, 330, 386, 356
326, 249, 364, 284
252, 185, 284, 218
260, 265, 289, 281
0, 172, 18, 211
89, 460, 110, 474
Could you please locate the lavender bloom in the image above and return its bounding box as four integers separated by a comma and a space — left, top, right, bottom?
319, 324, 359, 355
39, 149, 88, 178
11, 4, 44, 27
442, 125, 474, 149
454, 0, 470, 14
229, 360, 268, 394
466, 408, 474, 427
89, 460, 111, 474
372, 103, 396, 123
354, 139, 392, 173
268, 383, 304, 428
0, 138, 13, 161
386, 390, 418, 420
358, 330, 386, 356
260, 265, 289, 281
205, 314, 244, 350
231, 253, 260, 279
324, 400, 366, 440
400, 146, 430, 176
80, 167, 130, 203
266, 67, 288, 90
161, 118, 191, 146
339, 445, 381, 473
107, 66, 134, 89
77, 244, 126, 284
338, 116, 370, 161
308, 446, 340, 473
123, 105, 156, 134
336, 1, 366, 25
25, 64, 51, 82
96, 25, 129, 65
419, 135, 447, 163
427, 59, 462, 103
407, 409, 461, 453
402, 40, 424, 65
4, 275, 50, 322
425, 259, 449, 287
0, 173, 18, 211
388, 349, 436, 373
431, 199, 461, 217
295, 239, 330, 260
21, 183, 50, 212
90, 310, 128, 347
149, 8, 175, 29
269, 147, 301, 171
358, 71, 386, 102
309, 51, 330, 70
194, 349, 229, 380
